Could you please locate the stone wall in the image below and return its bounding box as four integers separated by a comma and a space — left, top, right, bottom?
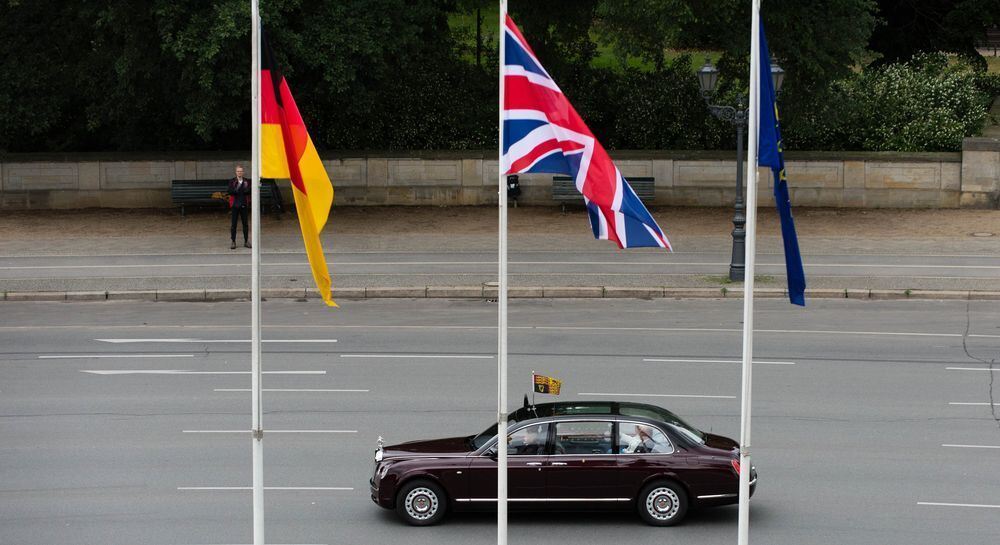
1, 141, 997, 210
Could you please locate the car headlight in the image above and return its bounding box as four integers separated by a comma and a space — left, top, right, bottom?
377, 461, 392, 479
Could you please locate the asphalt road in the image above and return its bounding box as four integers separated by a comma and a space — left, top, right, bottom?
3, 248, 1000, 291
2, 298, 1000, 544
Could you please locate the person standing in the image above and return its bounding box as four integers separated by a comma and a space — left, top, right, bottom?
228, 165, 251, 249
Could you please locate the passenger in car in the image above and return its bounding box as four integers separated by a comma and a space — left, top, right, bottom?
620, 424, 669, 454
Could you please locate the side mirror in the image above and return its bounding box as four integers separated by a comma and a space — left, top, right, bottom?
487, 446, 499, 459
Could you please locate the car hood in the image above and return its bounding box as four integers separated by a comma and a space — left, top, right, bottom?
383, 435, 474, 458
703, 432, 739, 451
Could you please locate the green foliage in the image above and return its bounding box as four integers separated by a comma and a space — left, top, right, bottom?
605, 57, 727, 149
870, 0, 1000, 69
0, 1, 995, 153
786, 54, 1000, 151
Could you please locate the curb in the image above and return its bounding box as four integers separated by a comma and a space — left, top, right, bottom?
5, 287, 1000, 302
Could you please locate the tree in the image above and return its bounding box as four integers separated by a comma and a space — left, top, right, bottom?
868, 1, 999, 69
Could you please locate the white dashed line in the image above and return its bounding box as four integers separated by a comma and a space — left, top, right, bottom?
578, 392, 736, 399
643, 358, 796, 365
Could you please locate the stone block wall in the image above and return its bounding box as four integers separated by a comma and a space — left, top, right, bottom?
1, 142, 997, 210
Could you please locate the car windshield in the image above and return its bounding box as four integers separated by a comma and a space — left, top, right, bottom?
470, 424, 497, 450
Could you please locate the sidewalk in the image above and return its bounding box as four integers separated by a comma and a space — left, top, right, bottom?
1, 206, 998, 301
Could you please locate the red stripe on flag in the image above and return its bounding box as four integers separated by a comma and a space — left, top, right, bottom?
504, 76, 592, 136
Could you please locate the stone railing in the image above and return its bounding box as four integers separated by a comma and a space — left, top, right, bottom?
1, 140, 997, 209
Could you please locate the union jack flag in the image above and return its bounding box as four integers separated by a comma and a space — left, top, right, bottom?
501, 15, 671, 250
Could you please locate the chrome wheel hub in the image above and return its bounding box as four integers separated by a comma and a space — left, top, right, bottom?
646, 487, 680, 520
404, 487, 439, 520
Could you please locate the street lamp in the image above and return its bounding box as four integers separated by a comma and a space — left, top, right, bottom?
697, 56, 784, 281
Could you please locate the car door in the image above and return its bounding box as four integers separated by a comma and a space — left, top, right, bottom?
544, 420, 622, 504
464, 422, 551, 503
616, 421, 679, 498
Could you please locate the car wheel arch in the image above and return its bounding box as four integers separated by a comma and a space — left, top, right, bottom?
635, 473, 690, 502
395, 472, 450, 505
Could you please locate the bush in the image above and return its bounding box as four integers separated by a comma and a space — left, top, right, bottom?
785, 53, 999, 152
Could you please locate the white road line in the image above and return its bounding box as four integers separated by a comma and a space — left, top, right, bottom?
8, 324, 999, 340
948, 402, 1000, 406
178, 486, 353, 491
96, 338, 337, 344
82, 370, 325, 375
578, 392, 736, 399
339, 354, 494, 359
7, 261, 1000, 270
946, 367, 999, 372
213, 388, 369, 393
183, 430, 357, 434
38, 354, 194, 359
942, 444, 1000, 449
918, 502, 1000, 509
530, 326, 997, 339
643, 358, 796, 365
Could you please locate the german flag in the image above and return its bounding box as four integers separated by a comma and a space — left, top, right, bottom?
260, 32, 336, 307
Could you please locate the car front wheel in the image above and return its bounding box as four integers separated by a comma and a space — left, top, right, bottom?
638, 481, 688, 526
395, 479, 447, 526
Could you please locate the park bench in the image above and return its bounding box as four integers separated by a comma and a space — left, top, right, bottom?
170, 179, 284, 217
552, 175, 655, 211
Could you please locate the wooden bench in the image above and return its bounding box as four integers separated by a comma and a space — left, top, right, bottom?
552, 176, 655, 211
170, 179, 284, 217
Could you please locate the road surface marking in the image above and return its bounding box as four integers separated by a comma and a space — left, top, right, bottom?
39, 354, 194, 359
339, 354, 494, 359
643, 358, 796, 365
578, 392, 736, 399
946, 367, 1000, 372
7, 261, 1000, 270
214, 388, 369, 393
183, 430, 356, 434
82, 370, 324, 375
96, 338, 337, 344
178, 486, 353, 491
918, 502, 1000, 509
948, 402, 1000, 406
942, 444, 1000, 449
8, 324, 998, 340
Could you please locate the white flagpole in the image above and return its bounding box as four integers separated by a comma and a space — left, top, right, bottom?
250, 1, 265, 544
738, 1, 761, 544
497, 2, 509, 545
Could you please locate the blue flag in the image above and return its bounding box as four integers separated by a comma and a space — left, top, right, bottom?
757, 25, 805, 306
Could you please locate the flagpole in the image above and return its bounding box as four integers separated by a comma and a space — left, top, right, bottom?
250, 1, 265, 544
738, 1, 761, 544
497, 2, 509, 545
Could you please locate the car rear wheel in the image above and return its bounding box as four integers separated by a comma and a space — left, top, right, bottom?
638, 481, 688, 526
396, 479, 447, 526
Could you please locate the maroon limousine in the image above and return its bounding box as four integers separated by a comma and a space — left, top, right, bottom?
370, 401, 756, 526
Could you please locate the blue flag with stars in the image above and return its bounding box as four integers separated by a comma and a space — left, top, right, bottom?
758, 24, 805, 306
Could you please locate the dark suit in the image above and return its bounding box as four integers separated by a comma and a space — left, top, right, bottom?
228, 177, 251, 243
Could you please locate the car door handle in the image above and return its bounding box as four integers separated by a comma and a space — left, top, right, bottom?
526, 462, 543, 466
550, 462, 568, 466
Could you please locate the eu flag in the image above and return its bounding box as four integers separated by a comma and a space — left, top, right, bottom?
758, 25, 805, 306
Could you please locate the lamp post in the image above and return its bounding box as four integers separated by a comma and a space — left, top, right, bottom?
697, 57, 784, 281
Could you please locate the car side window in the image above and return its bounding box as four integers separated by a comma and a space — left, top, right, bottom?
507, 423, 549, 456
618, 423, 674, 454
552, 421, 613, 455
